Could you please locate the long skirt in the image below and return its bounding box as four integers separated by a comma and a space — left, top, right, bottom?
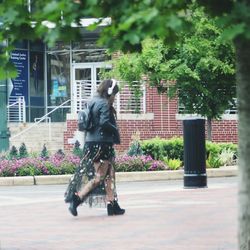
64, 142, 117, 207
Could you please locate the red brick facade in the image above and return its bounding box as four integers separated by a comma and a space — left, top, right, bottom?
64, 86, 238, 153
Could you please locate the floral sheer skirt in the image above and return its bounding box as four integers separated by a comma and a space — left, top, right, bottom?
64, 142, 117, 207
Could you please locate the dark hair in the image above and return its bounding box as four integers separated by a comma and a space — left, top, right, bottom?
97, 79, 119, 98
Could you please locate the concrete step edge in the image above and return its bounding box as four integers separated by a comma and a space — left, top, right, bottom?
0, 166, 238, 186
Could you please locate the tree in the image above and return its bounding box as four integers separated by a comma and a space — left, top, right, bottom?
166, 7, 236, 141
107, 6, 236, 141
0, 0, 192, 78
0, 0, 249, 248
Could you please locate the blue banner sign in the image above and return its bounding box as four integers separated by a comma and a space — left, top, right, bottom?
10, 50, 29, 104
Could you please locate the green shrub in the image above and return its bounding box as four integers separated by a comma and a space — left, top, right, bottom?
141, 137, 165, 160
141, 137, 184, 160
142, 137, 238, 168
206, 154, 222, 168
72, 140, 83, 158
205, 141, 221, 159
40, 144, 49, 159
115, 156, 146, 172
163, 157, 182, 170
16, 165, 43, 176
43, 162, 61, 175
218, 148, 236, 166
206, 142, 238, 160
114, 155, 167, 172
60, 162, 77, 174
162, 137, 184, 161
217, 143, 238, 159
127, 140, 143, 156
19, 143, 28, 159
8, 146, 18, 159
0, 152, 81, 177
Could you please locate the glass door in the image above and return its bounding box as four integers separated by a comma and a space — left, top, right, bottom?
72, 63, 111, 112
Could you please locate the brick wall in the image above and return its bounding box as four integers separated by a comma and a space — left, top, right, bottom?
64, 86, 238, 153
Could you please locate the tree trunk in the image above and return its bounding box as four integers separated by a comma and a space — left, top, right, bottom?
207, 117, 212, 141
235, 38, 250, 249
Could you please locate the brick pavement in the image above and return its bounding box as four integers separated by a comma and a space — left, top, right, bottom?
0, 179, 237, 250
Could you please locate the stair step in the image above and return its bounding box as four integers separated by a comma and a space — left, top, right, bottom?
9, 122, 66, 153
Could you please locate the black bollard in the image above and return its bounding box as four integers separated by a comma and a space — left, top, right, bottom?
183, 118, 207, 188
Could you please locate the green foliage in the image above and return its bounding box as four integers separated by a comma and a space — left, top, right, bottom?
141, 137, 166, 160
141, 137, 184, 161
43, 162, 61, 175
8, 146, 18, 159
162, 138, 184, 161
163, 157, 182, 170
141, 136, 237, 169
171, 7, 236, 122
19, 143, 28, 159
206, 141, 238, 160
206, 153, 222, 168
40, 144, 49, 159
0, 0, 248, 80
115, 156, 147, 172
114, 53, 143, 83
217, 142, 238, 158
16, 165, 42, 176
0, 152, 80, 177
218, 148, 236, 166
114, 155, 167, 172
72, 140, 83, 158
0, 0, 192, 78
127, 141, 143, 156
206, 141, 222, 158
58, 162, 76, 175
108, 7, 236, 126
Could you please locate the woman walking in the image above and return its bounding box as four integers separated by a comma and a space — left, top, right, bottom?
65, 79, 125, 217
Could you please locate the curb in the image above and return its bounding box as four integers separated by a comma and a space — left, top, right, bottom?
0, 166, 238, 186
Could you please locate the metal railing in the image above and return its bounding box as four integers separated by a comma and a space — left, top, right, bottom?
10, 99, 71, 141
34, 117, 52, 141
74, 80, 146, 114
116, 81, 146, 114
7, 96, 26, 122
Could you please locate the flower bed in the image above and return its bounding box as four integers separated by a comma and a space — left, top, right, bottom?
0, 153, 81, 177
114, 155, 168, 172
0, 152, 169, 177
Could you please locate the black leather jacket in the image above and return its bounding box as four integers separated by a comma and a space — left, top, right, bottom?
85, 95, 121, 144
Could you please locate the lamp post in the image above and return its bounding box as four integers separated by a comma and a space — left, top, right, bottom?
0, 79, 10, 152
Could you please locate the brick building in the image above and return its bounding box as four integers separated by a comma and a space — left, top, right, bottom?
64, 84, 238, 153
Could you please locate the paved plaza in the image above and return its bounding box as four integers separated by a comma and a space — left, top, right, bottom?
0, 177, 237, 250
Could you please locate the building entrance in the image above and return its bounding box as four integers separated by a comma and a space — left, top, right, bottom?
72, 62, 111, 112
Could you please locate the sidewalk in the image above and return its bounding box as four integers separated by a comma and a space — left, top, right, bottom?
0, 166, 237, 186
0, 178, 237, 250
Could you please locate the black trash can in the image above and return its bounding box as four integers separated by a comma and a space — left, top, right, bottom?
183, 118, 207, 188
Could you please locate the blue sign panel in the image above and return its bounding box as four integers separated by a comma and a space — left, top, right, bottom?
10, 50, 29, 104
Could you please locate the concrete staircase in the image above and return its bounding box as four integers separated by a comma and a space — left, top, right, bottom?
9, 122, 66, 153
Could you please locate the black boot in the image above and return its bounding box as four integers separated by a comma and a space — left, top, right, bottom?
107, 203, 114, 216
68, 194, 82, 216
113, 200, 125, 215
107, 200, 125, 216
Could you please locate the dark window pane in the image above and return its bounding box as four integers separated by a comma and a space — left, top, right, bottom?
30, 107, 45, 122
47, 107, 70, 122
30, 40, 44, 51
47, 51, 70, 106
30, 51, 45, 100
14, 40, 28, 49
